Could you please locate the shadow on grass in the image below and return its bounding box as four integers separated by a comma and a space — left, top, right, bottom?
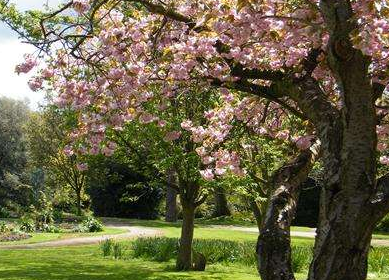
0, 247, 239, 280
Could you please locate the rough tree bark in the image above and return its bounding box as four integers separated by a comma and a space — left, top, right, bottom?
305, 2, 385, 279
213, 186, 231, 217
257, 143, 320, 280
165, 168, 178, 222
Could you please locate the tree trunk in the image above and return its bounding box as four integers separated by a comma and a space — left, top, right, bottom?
176, 203, 195, 271
250, 199, 263, 231
213, 187, 231, 217
76, 189, 82, 216
306, 3, 379, 278
165, 168, 178, 222
166, 185, 178, 222
257, 145, 319, 280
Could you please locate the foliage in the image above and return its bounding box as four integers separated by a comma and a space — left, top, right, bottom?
80, 216, 103, 233
18, 216, 35, 233
87, 158, 163, 220
376, 214, 389, 233
0, 222, 9, 233
100, 239, 114, 257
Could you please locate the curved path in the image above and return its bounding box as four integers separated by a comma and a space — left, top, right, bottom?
0, 224, 163, 250
210, 225, 389, 247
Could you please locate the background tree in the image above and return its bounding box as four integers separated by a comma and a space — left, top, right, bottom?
26, 108, 87, 216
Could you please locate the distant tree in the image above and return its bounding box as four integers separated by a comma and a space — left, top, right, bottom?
26, 108, 87, 216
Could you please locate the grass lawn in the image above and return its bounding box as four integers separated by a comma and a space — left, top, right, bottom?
0, 227, 126, 245
0, 245, 388, 280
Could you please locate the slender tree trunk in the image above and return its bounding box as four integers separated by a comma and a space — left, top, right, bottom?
257, 147, 318, 280
176, 203, 195, 271
213, 187, 231, 217
250, 199, 263, 231
76, 189, 82, 216
166, 185, 178, 222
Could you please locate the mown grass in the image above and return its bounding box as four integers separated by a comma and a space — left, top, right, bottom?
0, 245, 387, 280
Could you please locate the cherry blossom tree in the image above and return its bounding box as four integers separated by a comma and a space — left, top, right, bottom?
4, 0, 389, 279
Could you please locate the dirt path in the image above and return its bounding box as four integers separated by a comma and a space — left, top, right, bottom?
0, 224, 163, 250
209, 225, 389, 247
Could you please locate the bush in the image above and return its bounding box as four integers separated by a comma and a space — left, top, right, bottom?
18, 217, 35, 233
0, 207, 10, 218
40, 223, 61, 233
0, 222, 9, 233
81, 216, 103, 232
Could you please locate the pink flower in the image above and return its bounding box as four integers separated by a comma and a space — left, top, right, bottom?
378, 142, 388, 152
276, 130, 290, 141
200, 169, 214, 181
73, 0, 90, 13
41, 68, 54, 79
64, 146, 74, 157
28, 77, 43, 91
295, 135, 314, 150
380, 156, 389, 165
163, 131, 182, 142
15, 54, 37, 74
181, 120, 193, 131
76, 163, 88, 172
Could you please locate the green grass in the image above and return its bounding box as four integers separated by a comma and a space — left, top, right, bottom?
0, 227, 126, 245
0, 244, 387, 280
0, 245, 261, 280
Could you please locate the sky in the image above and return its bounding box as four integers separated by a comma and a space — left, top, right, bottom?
0, 0, 64, 109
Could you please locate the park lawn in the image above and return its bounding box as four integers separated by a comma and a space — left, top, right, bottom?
0, 227, 126, 245
0, 245, 387, 280
0, 245, 260, 280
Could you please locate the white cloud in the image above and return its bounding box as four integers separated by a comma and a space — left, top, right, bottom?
0, 39, 45, 109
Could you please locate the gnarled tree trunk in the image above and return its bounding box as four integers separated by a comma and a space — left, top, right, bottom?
257, 144, 319, 280
213, 186, 231, 217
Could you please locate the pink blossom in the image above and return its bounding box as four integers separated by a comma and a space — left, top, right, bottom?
64, 146, 74, 157
15, 54, 37, 74
73, 0, 90, 13
295, 135, 314, 150
380, 156, 389, 165
377, 142, 388, 152
181, 120, 193, 131
28, 77, 43, 91
163, 131, 182, 142
200, 169, 214, 181
76, 163, 89, 172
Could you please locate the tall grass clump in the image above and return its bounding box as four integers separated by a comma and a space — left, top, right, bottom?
130, 237, 313, 273
132, 237, 179, 262
369, 247, 389, 275
100, 239, 114, 257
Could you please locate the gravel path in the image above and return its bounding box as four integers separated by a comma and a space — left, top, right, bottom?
0, 224, 163, 250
